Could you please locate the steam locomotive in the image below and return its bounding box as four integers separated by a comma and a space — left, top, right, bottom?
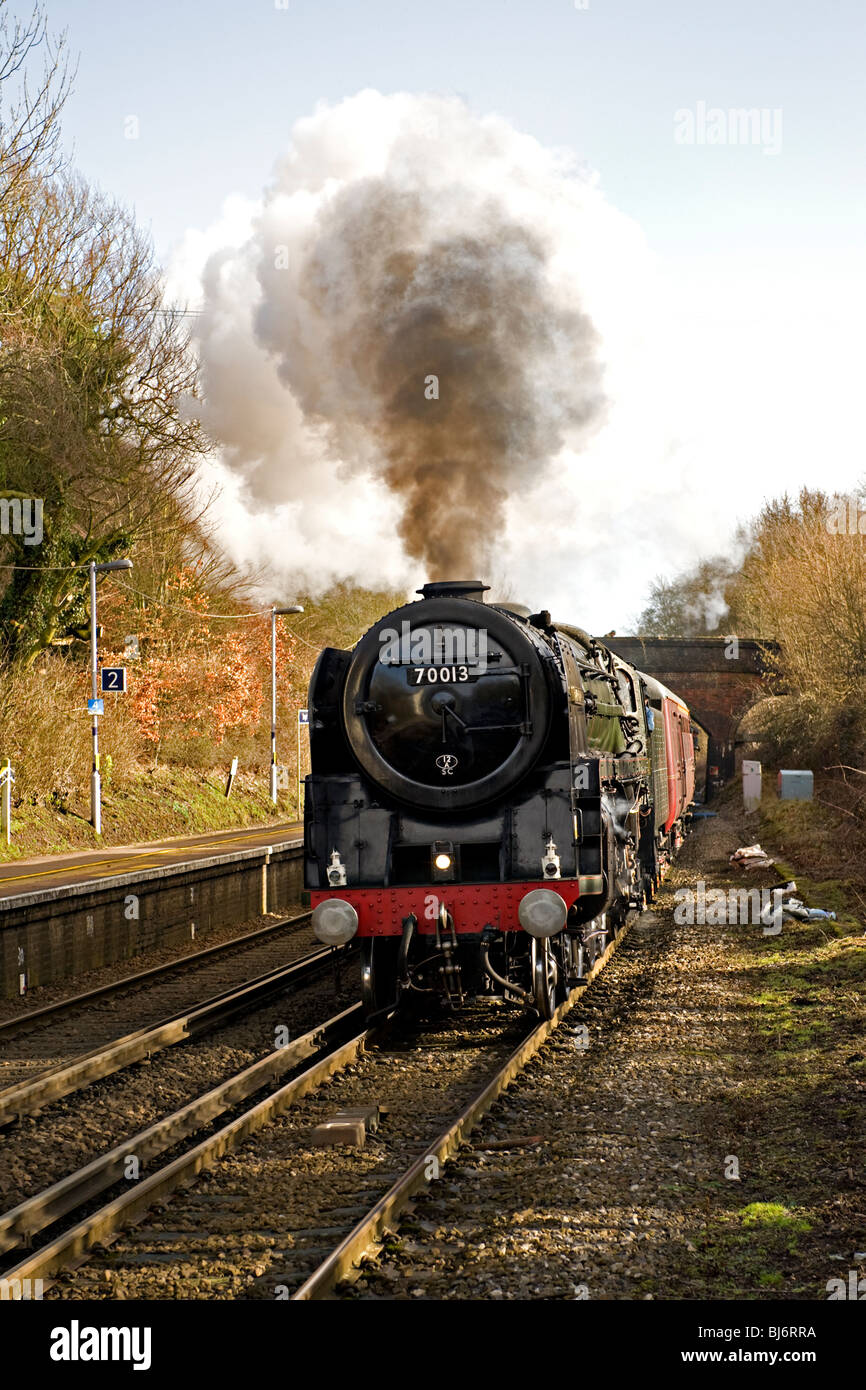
305, 580, 695, 1018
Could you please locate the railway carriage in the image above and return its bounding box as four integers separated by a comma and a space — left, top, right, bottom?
304, 580, 694, 1018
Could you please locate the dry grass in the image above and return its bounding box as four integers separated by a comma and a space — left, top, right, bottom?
0, 582, 409, 823
732, 489, 866, 765
0, 656, 143, 807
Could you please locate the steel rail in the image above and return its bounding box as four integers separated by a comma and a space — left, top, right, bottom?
0, 912, 313, 1043
1, 1004, 374, 1287
291, 917, 635, 1300
0, 915, 637, 1296
0, 1002, 365, 1261
0, 940, 351, 1126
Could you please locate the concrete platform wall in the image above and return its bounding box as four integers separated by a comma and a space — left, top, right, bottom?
0, 840, 303, 999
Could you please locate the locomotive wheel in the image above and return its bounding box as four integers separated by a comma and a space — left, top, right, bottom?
361, 937, 400, 1018
531, 937, 558, 1020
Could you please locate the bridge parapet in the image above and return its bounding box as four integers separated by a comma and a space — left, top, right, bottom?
605, 636, 776, 677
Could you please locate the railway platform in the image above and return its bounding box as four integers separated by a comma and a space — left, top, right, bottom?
0, 821, 302, 900
0, 822, 304, 1000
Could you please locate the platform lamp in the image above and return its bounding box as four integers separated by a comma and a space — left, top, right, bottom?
90, 557, 133, 834
270, 604, 305, 806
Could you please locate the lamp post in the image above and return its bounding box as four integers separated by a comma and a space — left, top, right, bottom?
90, 558, 133, 833
270, 604, 304, 805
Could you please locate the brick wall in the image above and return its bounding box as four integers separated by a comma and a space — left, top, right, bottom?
606, 637, 774, 745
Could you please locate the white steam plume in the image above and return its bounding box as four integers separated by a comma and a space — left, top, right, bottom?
180, 91, 657, 608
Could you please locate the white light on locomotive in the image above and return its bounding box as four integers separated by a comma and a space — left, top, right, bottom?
541, 836, 561, 879
434, 853, 452, 871
326, 849, 347, 887
518, 887, 567, 938
312, 898, 359, 945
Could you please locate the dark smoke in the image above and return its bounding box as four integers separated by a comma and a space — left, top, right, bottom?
254, 185, 606, 577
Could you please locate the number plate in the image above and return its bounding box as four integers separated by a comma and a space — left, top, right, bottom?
100, 666, 127, 693
408, 666, 478, 685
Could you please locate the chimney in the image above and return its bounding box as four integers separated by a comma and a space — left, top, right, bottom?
417, 580, 489, 602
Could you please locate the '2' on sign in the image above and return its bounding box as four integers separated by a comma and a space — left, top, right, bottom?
101, 667, 127, 693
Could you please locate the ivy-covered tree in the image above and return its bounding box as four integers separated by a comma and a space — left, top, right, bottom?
0, 6, 206, 664
0, 171, 205, 663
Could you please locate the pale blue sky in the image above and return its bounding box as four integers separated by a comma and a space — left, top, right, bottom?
54, 0, 864, 263
43, 0, 866, 621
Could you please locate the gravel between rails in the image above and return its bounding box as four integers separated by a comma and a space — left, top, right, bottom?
344, 807, 864, 1301
0, 954, 360, 1213
0, 919, 319, 1093
47, 1005, 537, 1300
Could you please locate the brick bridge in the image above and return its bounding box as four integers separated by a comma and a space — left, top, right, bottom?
605, 637, 777, 788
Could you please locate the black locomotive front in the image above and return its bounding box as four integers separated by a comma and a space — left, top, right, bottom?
342, 580, 556, 808
305, 579, 657, 1017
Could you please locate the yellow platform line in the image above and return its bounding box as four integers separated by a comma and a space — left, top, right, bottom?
0, 825, 302, 890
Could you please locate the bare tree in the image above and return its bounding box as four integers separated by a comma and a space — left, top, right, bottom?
0, 0, 73, 206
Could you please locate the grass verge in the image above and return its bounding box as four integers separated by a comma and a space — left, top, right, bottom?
0, 765, 298, 860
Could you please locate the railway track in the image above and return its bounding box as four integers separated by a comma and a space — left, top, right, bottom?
10, 915, 634, 1301
0, 1004, 366, 1274
0, 910, 315, 1048
0, 913, 325, 1104
292, 921, 630, 1301
0, 929, 359, 1244
0, 940, 349, 1125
